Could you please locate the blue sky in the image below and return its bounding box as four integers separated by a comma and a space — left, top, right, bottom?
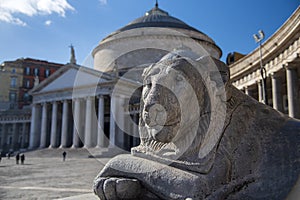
0, 0, 298, 66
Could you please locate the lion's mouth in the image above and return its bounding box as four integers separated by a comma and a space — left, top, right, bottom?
148, 126, 178, 143
144, 111, 180, 128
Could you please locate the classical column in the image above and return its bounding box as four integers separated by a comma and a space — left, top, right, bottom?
286, 66, 298, 118
40, 103, 48, 148
72, 99, 81, 148
116, 97, 125, 148
11, 123, 18, 150
244, 86, 249, 96
84, 97, 93, 148
29, 104, 41, 149
21, 123, 27, 148
97, 95, 106, 147
1, 124, 7, 149
245, 86, 253, 97
109, 95, 116, 147
60, 100, 69, 148
257, 80, 263, 103
271, 73, 283, 112
132, 114, 140, 147
50, 102, 58, 148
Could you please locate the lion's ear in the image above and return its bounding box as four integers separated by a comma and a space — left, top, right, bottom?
196, 56, 230, 86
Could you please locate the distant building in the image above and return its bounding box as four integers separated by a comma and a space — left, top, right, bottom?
0, 109, 31, 154
229, 6, 300, 118
0, 58, 63, 110
0, 58, 63, 154
226, 52, 245, 65
0, 60, 24, 110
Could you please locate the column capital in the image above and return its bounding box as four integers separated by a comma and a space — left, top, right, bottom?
270, 72, 280, 79
32, 103, 41, 108
284, 63, 297, 70
97, 94, 105, 99
86, 96, 94, 100
61, 99, 70, 103
42, 102, 50, 106
51, 101, 58, 105
72, 97, 82, 101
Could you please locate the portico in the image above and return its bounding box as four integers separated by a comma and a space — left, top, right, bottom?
29, 64, 141, 150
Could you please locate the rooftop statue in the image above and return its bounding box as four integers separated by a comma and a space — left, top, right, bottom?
94, 51, 300, 200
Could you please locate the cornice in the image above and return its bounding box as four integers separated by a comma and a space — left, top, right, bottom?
92, 34, 220, 58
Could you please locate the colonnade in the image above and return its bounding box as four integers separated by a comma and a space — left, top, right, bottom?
0, 122, 30, 152
244, 65, 299, 118
29, 95, 106, 148
28, 94, 138, 150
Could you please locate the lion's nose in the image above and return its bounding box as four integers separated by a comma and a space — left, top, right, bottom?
143, 104, 167, 127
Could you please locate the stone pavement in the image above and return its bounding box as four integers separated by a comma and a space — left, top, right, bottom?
0, 148, 126, 200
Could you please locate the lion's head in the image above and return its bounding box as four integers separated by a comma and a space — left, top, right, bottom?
132, 50, 232, 172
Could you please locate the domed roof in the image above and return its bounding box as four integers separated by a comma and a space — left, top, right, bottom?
101, 3, 222, 57
119, 4, 199, 33
93, 3, 223, 73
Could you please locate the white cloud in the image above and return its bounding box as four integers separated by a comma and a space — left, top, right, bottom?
0, 0, 74, 26
45, 20, 52, 26
99, 0, 107, 5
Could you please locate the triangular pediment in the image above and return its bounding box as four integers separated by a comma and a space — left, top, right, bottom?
30, 64, 113, 95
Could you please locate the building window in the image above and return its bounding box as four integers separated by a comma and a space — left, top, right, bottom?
24, 79, 30, 88
19, 136, 23, 144
34, 68, 39, 76
25, 67, 31, 75
9, 92, 17, 102
12, 68, 16, 73
10, 77, 17, 88
23, 93, 30, 101
45, 69, 51, 78
8, 136, 12, 145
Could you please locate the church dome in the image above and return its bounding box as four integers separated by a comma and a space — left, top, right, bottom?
104, 4, 218, 49
93, 3, 222, 74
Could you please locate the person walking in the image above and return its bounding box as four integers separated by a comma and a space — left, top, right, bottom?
62, 151, 67, 162
20, 154, 25, 165
16, 153, 20, 164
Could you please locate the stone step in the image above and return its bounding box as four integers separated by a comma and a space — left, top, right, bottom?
21, 147, 129, 159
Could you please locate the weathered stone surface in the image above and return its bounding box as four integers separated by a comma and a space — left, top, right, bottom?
94, 51, 300, 199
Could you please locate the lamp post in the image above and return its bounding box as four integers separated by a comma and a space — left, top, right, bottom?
253, 30, 268, 105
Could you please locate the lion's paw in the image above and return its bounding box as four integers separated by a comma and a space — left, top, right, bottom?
94, 177, 142, 200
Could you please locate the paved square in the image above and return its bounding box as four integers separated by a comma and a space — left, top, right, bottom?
0, 148, 116, 200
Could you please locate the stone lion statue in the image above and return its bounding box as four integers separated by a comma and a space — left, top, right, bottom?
94, 51, 300, 200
